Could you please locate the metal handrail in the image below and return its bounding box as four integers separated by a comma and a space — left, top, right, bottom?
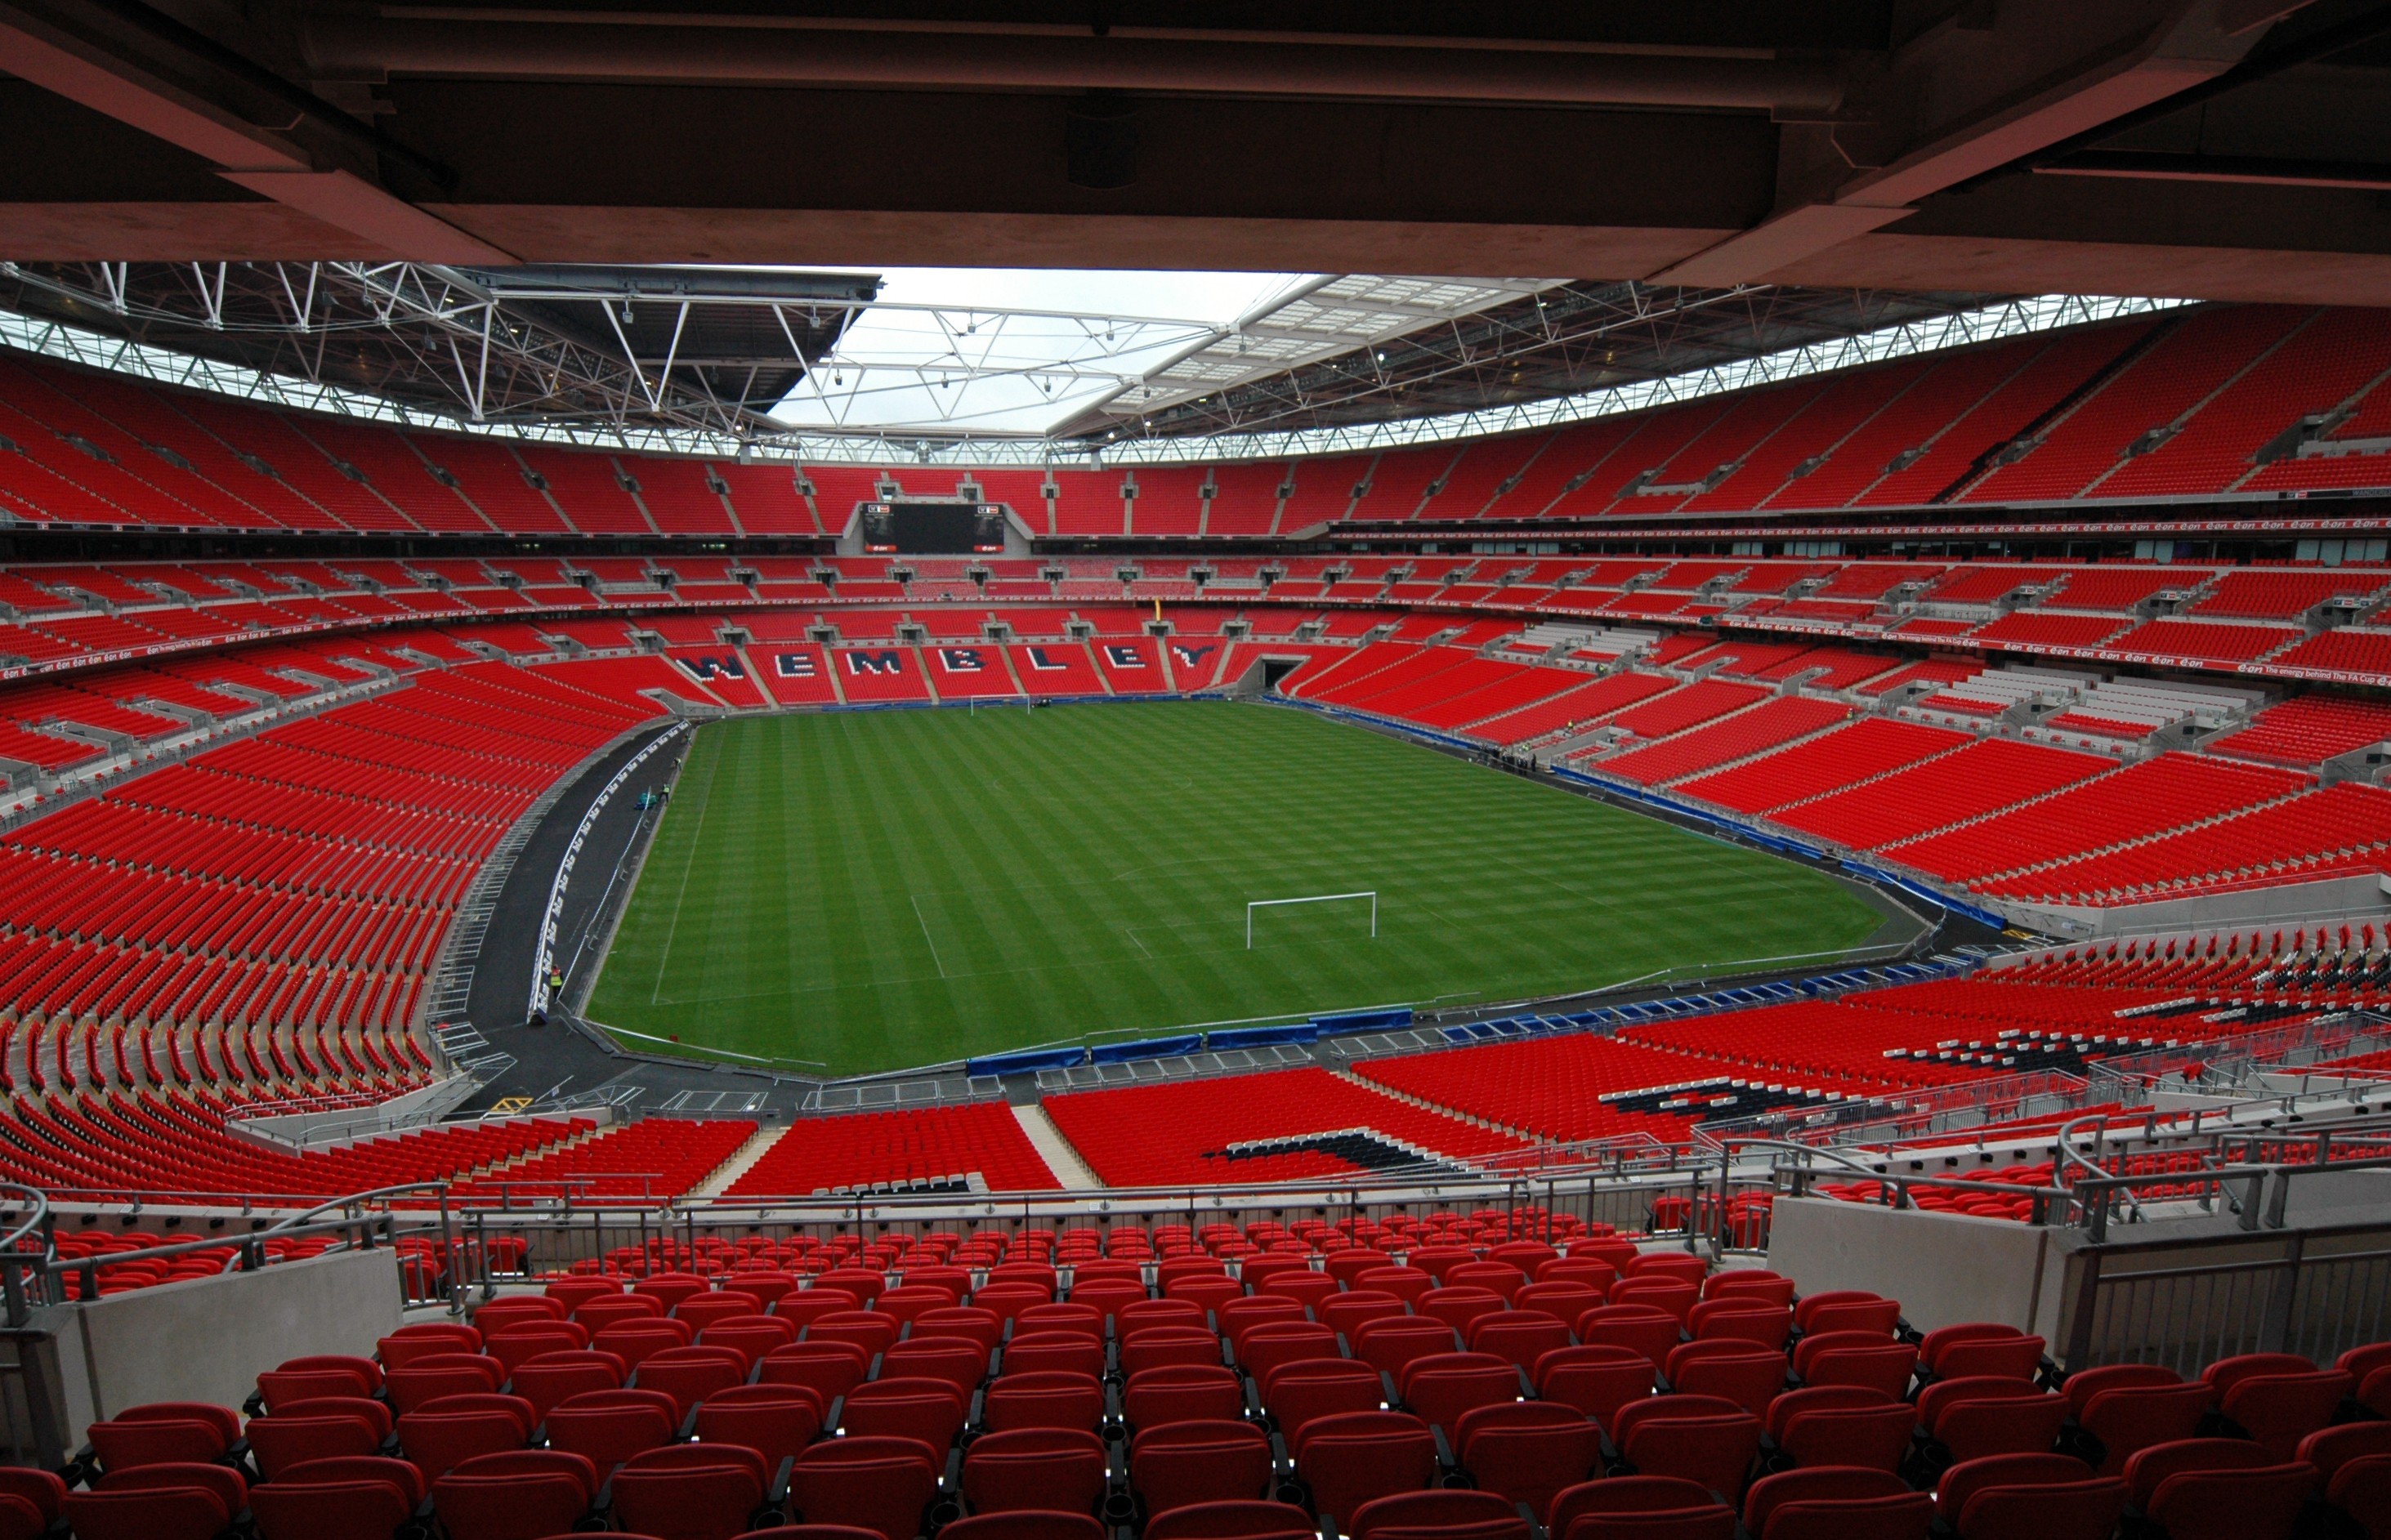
2058, 1113, 2150, 1230
0, 1181, 466, 1325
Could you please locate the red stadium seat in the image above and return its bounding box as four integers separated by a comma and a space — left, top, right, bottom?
962, 1427, 1109, 1516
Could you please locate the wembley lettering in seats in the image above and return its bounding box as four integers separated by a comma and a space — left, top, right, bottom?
844, 649, 905, 676
774, 652, 819, 677
1102, 645, 1147, 668
936, 647, 986, 672
1021, 646, 1070, 672
1170, 643, 1215, 669
675, 653, 746, 681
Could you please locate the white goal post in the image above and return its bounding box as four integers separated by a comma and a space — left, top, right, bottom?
1246, 891, 1378, 948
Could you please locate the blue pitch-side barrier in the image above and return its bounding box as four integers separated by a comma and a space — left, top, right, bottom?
963, 1046, 1088, 1077
1841, 860, 2015, 932
1090, 1033, 1203, 1065
1313, 1007, 1414, 1035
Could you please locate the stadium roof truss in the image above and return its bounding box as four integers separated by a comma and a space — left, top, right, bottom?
0, 264, 2189, 470
0, 259, 876, 435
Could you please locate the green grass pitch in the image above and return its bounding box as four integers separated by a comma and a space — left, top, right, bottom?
585, 700, 1886, 1075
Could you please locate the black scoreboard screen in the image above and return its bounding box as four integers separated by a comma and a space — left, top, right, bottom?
862, 502, 1006, 554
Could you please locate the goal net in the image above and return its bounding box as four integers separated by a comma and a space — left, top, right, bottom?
1246, 891, 1378, 948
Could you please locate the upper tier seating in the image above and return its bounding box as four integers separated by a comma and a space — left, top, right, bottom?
723, 1103, 1061, 1197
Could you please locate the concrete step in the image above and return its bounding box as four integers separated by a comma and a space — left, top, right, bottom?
689, 1121, 788, 1197
1013, 1102, 1102, 1190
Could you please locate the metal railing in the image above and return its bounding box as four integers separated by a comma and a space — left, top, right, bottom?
0, 1181, 467, 1325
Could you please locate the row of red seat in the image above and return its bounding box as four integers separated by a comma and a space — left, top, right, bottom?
49, 1234, 2391, 1540
722, 1103, 1061, 1199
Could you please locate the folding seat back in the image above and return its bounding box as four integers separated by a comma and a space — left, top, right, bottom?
1125, 1363, 1244, 1429
2144, 1455, 2319, 1540
2201, 1353, 2317, 1399
1294, 1411, 1438, 1524
1937, 1453, 2126, 1540
574, 1293, 668, 1332
1468, 1310, 1571, 1371
1540, 1257, 1620, 1291
1625, 1255, 1707, 1287
2220, 1368, 2353, 1460
1241, 1322, 1340, 1387
915, 1306, 1003, 1355
432, 1453, 602, 1540
805, 1311, 899, 1360
1318, 1291, 1406, 1343
631, 1343, 748, 1417
790, 1436, 940, 1540
2121, 1437, 2278, 1508
1513, 1281, 1603, 1326
962, 1426, 1109, 1516
1793, 1334, 1916, 1400
1548, 1475, 1735, 1540
2078, 1380, 2215, 1474
634, 1272, 714, 1313
873, 1284, 957, 1328
1398, 1352, 1522, 1435
1743, 1467, 1929, 1540
1261, 1271, 1339, 1312
472, 1297, 568, 1334
259, 1354, 380, 1408
0, 1468, 61, 1536
2059, 1363, 2178, 1416
1121, 1326, 1226, 1379
1407, 1247, 1477, 1286
1668, 1345, 1786, 1417
248, 1456, 420, 1540
1119, 1299, 1209, 1340
543, 1278, 623, 1314
1418, 1287, 1508, 1337
87, 1401, 239, 1471
1347, 1488, 1531, 1540
1704, 1271, 1794, 1306
1774, 1396, 1917, 1473
1218, 1297, 1306, 1354
1447, 1263, 1528, 1303
1918, 1324, 2036, 1382
1688, 1299, 1792, 1351
1132, 1417, 1274, 1518
1793, 1292, 1900, 1337
1355, 1316, 1459, 1380
378, 1324, 481, 1369
984, 1369, 1105, 1433
387, 1353, 506, 1415
1357, 1267, 1434, 1305
62, 1472, 235, 1540
1092, 1278, 1165, 1317
973, 1286, 1051, 1325
878, 1337, 989, 1396
1613, 1395, 1761, 1498
1143, 1498, 1318, 1540
1005, 1330, 1108, 1380
1455, 1400, 1601, 1519
2299, 1421, 2391, 1484
839, 1376, 968, 1451
395, 1392, 537, 1482
671, 1292, 762, 1335
690, 1382, 822, 1469
1577, 1305, 1680, 1368
775, 1291, 862, 1332
2327, 1454, 2391, 1540
939, 1511, 1106, 1540
1607, 1272, 1702, 1319
761, 1341, 871, 1404
702, 1316, 799, 1365
1490, 1241, 1561, 1274
1535, 1344, 1655, 1426
543, 1387, 679, 1466
483, 1324, 588, 1377
246, 1401, 386, 1480
610, 1440, 769, 1540
1263, 1358, 1384, 1442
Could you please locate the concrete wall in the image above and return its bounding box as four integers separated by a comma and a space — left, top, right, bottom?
226, 1075, 488, 1151
39, 1248, 404, 1446
2000, 872, 2390, 940
1766, 1195, 2067, 1338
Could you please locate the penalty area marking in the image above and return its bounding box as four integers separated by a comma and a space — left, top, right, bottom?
911, 892, 950, 979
